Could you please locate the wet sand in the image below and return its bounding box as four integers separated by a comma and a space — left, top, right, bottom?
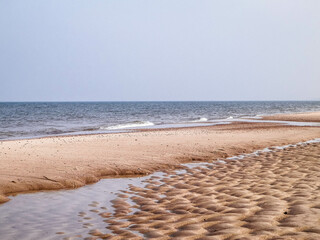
83, 141, 320, 240
262, 111, 320, 122
0, 112, 320, 203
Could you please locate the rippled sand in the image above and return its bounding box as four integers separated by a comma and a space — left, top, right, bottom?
79, 142, 320, 240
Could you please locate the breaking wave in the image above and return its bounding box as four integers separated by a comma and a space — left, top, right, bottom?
191, 117, 208, 122
101, 121, 155, 130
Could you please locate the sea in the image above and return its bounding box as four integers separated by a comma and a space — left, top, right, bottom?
0, 101, 319, 140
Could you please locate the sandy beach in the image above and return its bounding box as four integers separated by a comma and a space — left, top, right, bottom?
0, 112, 320, 204
262, 111, 320, 122
89, 138, 320, 239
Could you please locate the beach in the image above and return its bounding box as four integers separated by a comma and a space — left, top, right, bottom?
2, 0, 320, 238
0, 111, 319, 239
262, 111, 320, 122
95, 138, 320, 239
1, 111, 320, 204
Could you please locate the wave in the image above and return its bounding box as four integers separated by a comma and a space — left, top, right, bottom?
101, 121, 155, 130
242, 115, 262, 119
39, 126, 101, 136
227, 116, 233, 119
191, 117, 208, 122
42, 128, 65, 135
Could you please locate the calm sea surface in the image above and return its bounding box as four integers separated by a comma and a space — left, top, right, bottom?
0, 101, 319, 140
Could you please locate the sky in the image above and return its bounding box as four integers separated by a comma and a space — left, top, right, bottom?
0, 0, 319, 101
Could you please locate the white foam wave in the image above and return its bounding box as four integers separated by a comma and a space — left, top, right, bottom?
191, 117, 208, 122
101, 121, 155, 130
242, 115, 262, 119
227, 116, 233, 119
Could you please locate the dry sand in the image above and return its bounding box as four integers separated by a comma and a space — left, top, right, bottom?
0, 112, 320, 204
85, 140, 320, 240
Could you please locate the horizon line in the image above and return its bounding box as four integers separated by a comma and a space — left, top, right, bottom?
1, 100, 320, 103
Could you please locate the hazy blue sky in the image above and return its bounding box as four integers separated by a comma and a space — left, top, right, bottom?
0, 0, 319, 101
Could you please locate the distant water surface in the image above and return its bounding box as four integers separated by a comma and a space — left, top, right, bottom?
0, 101, 319, 140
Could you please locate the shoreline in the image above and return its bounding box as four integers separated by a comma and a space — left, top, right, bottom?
1, 111, 320, 204
1, 110, 320, 142
262, 111, 320, 122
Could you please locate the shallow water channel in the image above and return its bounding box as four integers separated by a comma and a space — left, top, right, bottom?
0, 174, 161, 240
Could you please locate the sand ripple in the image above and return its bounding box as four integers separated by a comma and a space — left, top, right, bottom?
79, 142, 320, 239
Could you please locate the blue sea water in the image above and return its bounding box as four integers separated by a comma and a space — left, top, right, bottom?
0, 101, 319, 140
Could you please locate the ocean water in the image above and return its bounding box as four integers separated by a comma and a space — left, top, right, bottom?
0, 101, 319, 140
